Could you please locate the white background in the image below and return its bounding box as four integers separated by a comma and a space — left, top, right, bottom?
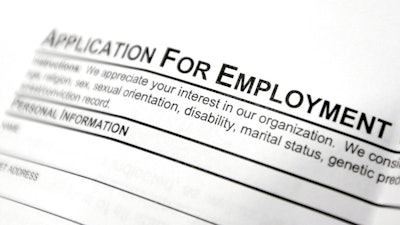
0, 1, 400, 224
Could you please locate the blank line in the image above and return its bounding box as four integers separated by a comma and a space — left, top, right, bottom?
14, 93, 400, 210
0, 194, 84, 225
0, 151, 215, 224
34, 49, 398, 154
6, 112, 356, 225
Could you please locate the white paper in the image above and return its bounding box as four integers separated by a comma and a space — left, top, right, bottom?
0, 1, 399, 224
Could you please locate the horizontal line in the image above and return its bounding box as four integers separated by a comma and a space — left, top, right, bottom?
0, 194, 84, 225
7, 112, 356, 225
0, 148, 215, 224
35, 49, 398, 154
14, 93, 400, 209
